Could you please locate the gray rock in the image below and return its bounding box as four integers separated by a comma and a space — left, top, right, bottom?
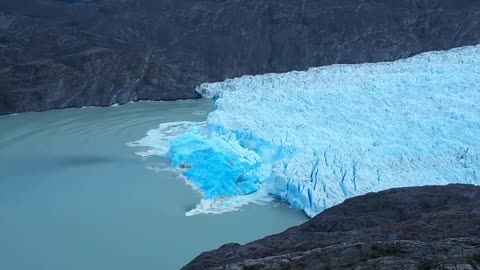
184, 184, 480, 269
1, 0, 480, 114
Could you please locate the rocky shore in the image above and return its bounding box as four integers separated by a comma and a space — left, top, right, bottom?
184, 184, 480, 269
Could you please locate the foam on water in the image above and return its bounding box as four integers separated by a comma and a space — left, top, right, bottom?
128, 121, 207, 157
130, 45, 480, 217
185, 192, 273, 216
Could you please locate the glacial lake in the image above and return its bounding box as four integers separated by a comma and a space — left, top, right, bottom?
0, 99, 307, 270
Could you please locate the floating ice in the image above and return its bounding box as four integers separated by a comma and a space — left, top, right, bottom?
132, 45, 480, 217
127, 121, 203, 157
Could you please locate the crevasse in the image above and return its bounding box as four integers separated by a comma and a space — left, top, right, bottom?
160, 45, 480, 217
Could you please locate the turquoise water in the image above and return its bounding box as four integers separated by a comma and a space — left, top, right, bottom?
0, 100, 307, 270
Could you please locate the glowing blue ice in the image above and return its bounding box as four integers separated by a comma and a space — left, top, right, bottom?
166, 126, 266, 198
165, 45, 480, 217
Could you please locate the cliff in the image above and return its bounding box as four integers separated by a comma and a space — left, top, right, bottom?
1, 0, 480, 113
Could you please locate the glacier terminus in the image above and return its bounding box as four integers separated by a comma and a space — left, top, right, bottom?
130, 45, 480, 217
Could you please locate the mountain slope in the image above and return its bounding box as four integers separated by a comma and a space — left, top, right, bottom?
1, 0, 480, 113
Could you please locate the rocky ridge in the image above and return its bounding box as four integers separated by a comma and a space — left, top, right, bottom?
184, 184, 480, 270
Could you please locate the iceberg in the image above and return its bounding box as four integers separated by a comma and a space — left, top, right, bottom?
132, 45, 480, 217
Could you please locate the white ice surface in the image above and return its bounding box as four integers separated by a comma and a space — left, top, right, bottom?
131, 45, 480, 217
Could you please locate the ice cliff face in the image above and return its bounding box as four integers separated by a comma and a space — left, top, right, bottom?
132, 45, 480, 217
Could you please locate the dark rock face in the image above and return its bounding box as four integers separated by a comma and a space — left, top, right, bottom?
184, 184, 480, 269
1, 0, 480, 114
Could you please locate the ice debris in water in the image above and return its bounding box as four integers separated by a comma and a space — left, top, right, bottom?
133, 45, 480, 217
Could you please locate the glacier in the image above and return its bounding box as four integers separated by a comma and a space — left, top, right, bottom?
131, 45, 480, 217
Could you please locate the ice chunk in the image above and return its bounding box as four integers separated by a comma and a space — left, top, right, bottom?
166, 125, 269, 199
136, 45, 480, 217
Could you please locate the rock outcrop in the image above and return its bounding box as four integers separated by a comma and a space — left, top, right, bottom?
184, 184, 480, 269
1, 0, 480, 114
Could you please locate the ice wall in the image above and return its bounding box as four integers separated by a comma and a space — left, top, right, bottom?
139, 45, 480, 217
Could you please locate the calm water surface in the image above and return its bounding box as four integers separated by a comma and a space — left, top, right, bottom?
0, 100, 307, 270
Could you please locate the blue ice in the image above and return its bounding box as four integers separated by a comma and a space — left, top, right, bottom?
167, 45, 480, 217
166, 126, 266, 198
